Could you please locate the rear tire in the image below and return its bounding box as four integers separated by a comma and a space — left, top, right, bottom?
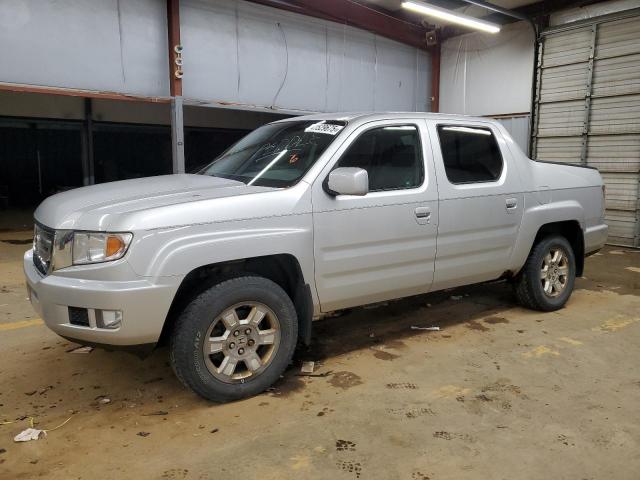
170, 276, 298, 402
514, 235, 576, 312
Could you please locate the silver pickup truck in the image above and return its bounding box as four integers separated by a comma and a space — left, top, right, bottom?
25, 112, 608, 401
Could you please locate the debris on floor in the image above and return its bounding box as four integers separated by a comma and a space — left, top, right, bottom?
137, 432, 150, 437
142, 411, 168, 416
68, 346, 94, 354
450, 295, 463, 301
411, 325, 441, 331
13, 415, 73, 443
14, 428, 46, 442
300, 361, 315, 375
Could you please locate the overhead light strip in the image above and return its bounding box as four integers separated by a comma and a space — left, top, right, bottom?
401, 1, 501, 34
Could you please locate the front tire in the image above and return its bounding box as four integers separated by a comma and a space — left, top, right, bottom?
514, 235, 576, 312
170, 276, 298, 402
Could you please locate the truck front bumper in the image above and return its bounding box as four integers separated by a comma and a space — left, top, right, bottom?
24, 250, 181, 346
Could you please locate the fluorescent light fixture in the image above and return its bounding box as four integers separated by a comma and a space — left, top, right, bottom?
402, 1, 501, 34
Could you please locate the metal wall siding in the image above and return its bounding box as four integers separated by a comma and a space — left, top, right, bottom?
596, 17, 640, 58
533, 12, 640, 247
590, 94, 640, 134
537, 100, 585, 137
601, 172, 640, 211
536, 136, 583, 164
541, 28, 592, 67
587, 135, 640, 172
592, 53, 640, 98
540, 63, 589, 102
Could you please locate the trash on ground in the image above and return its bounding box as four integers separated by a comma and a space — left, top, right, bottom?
97, 397, 111, 405
137, 431, 150, 437
14, 428, 46, 442
410, 325, 441, 331
296, 370, 333, 378
210, 428, 219, 434
450, 295, 463, 301
142, 411, 168, 416
68, 346, 94, 354
0, 448, 7, 454
300, 361, 315, 375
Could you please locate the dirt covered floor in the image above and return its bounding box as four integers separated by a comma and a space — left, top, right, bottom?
1, 229, 639, 479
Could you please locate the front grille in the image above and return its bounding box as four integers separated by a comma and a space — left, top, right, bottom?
33, 224, 54, 275
68, 307, 90, 327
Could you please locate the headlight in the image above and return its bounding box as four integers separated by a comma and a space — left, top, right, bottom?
73, 232, 133, 265
51, 231, 133, 270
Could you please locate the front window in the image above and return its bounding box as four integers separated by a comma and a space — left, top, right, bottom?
334, 125, 424, 191
199, 120, 346, 188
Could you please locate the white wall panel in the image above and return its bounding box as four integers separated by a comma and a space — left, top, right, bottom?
440, 21, 535, 116
181, 0, 431, 113
0, 0, 169, 97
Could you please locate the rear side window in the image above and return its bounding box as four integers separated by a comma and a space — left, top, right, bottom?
335, 125, 424, 191
437, 125, 503, 184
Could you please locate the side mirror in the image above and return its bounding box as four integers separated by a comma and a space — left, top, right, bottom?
326, 167, 369, 196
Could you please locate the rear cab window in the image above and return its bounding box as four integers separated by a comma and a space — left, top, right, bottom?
436, 125, 503, 184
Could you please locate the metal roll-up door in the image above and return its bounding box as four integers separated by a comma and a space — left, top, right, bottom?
532, 9, 640, 247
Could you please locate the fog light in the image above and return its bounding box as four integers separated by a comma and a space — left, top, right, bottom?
96, 310, 122, 329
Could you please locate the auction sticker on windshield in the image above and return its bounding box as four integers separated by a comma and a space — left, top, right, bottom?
304, 122, 344, 135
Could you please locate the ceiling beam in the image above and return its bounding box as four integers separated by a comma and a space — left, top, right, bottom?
243, 0, 430, 50
480, 0, 604, 26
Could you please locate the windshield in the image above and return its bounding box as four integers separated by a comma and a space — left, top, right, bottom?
199, 120, 346, 188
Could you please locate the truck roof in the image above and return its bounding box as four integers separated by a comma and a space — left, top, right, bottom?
273, 111, 499, 125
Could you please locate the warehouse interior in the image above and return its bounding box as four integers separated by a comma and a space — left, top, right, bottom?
1, 0, 640, 478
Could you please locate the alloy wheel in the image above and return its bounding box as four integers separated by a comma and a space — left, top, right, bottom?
203, 302, 281, 383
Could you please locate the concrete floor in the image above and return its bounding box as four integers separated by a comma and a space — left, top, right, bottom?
1, 229, 639, 480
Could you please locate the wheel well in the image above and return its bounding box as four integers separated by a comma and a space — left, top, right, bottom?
158, 254, 313, 347
533, 220, 585, 276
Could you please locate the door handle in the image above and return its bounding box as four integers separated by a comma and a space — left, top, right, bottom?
505, 198, 518, 211
414, 207, 431, 224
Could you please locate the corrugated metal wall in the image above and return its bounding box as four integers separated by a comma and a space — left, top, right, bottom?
531, 9, 640, 247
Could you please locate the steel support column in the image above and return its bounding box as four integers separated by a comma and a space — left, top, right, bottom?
530, 38, 544, 159
167, 0, 185, 174
81, 98, 95, 185
430, 43, 441, 113
170, 96, 185, 174
580, 23, 597, 166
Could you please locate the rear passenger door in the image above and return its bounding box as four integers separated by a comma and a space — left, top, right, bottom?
427, 121, 524, 289
312, 120, 438, 312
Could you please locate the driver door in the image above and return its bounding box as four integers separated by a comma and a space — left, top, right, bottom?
311, 119, 439, 312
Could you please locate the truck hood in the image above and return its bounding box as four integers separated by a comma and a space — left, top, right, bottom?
34, 174, 276, 231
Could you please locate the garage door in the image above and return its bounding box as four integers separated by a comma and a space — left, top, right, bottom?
531, 9, 640, 247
